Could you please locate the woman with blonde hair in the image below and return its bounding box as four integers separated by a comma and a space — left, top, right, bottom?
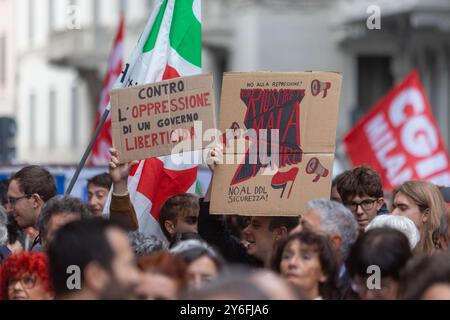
392, 180, 446, 255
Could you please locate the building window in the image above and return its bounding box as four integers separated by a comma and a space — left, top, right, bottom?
71, 86, 79, 148
0, 35, 5, 86
29, 93, 36, 150
354, 56, 393, 123
49, 89, 56, 149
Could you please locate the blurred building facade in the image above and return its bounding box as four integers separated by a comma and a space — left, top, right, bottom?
0, 0, 16, 162
1, 0, 450, 168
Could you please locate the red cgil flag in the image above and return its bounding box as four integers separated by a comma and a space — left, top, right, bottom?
90, 16, 125, 165
344, 70, 450, 191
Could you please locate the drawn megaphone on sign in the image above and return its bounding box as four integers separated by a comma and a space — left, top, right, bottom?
311, 79, 332, 98
306, 157, 329, 182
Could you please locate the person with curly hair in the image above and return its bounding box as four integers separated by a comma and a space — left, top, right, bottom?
0, 252, 53, 300
271, 229, 338, 300
335, 166, 387, 232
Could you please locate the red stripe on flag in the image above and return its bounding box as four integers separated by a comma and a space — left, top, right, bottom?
129, 161, 141, 176
136, 159, 197, 220
90, 15, 125, 165
162, 64, 180, 80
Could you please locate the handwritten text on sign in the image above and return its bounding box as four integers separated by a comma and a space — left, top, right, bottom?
111, 74, 216, 163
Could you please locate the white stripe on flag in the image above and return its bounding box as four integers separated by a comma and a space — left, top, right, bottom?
108, 41, 124, 69
168, 47, 201, 76
111, 0, 167, 91
145, 0, 176, 83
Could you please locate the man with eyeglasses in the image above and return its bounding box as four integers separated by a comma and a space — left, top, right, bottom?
335, 166, 387, 232
5, 165, 57, 251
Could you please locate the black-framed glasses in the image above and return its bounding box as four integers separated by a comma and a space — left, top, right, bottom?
345, 199, 377, 212
7, 194, 32, 207
8, 274, 37, 289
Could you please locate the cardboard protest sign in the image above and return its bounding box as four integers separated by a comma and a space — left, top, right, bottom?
344, 70, 450, 190
111, 74, 215, 163
210, 72, 342, 216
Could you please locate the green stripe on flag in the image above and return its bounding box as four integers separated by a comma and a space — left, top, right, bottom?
195, 180, 202, 196
143, 0, 169, 53
170, 0, 202, 68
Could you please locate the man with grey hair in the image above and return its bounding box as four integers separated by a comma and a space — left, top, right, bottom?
38, 195, 92, 249
296, 199, 359, 261
293, 198, 359, 299
128, 231, 167, 256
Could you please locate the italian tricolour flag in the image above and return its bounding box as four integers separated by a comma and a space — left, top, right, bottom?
105, 0, 202, 242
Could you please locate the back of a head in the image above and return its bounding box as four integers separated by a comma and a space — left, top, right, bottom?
175, 232, 203, 242
138, 251, 187, 285
331, 172, 343, 189
366, 215, 420, 250
171, 239, 224, 271
87, 173, 112, 189
0, 181, 7, 208
170, 239, 211, 255
158, 193, 200, 241
331, 171, 348, 203
38, 195, 92, 242
249, 269, 304, 300
306, 199, 359, 260
433, 207, 449, 249
10, 165, 57, 202
5, 213, 26, 249
336, 166, 383, 202
128, 231, 167, 256
182, 265, 270, 300
47, 218, 116, 297
399, 252, 450, 299
347, 227, 412, 281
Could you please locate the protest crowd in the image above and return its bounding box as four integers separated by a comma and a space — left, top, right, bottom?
0, 145, 450, 301
1, 0, 450, 303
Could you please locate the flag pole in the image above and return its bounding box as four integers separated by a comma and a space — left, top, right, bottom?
65, 107, 110, 195
66, 12, 125, 195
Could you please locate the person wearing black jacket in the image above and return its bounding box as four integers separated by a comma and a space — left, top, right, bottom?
199, 147, 299, 268
198, 198, 262, 267
107, 147, 299, 268
199, 198, 299, 268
